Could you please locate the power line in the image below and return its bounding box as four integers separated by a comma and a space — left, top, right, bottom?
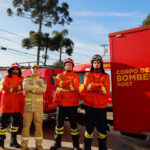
0, 34, 92, 62
0, 28, 26, 38
5, 50, 36, 58
0, 35, 61, 57
0, 45, 58, 61
0, 46, 37, 56
0, 36, 21, 45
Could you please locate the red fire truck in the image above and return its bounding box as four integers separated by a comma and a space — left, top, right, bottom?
0, 65, 63, 120
109, 25, 150, 139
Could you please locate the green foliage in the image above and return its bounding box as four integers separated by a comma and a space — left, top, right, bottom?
22, 31, 44, 48
7, 8, 13, 16
8, 0, 73, 64
8, 0, 73, 30
53, 60, 63, 68
50, 29, 74, 61
142, 14, 150, 26
22, 31, 51, 65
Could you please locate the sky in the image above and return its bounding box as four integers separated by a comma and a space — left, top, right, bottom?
0, 0, 149, 66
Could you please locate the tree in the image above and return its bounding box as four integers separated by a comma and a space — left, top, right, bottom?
8, 0, 72, 64
50, 29, 74, 62
142, 14, 150, 26
22, 31, 44, 50
53, 60, 63, 68
42, 33, 53, 65
22, 31, 50, 65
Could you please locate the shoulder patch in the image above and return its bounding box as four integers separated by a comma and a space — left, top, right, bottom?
25, 76, 32, 80
39, 77, 46, 83
26, 76, 32, 78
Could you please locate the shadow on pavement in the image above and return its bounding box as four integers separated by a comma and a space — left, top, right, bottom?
45, 147, 72, 150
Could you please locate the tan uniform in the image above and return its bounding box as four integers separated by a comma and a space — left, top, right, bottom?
21, 76, 46, 148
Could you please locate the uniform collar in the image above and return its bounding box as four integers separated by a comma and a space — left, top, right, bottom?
93, 69, 101, 73
64, 71, 74, 75
32, 75, 39, 78
11, 74, 18, 78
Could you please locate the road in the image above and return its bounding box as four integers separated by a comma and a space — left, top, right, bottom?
2, 120, 150, 150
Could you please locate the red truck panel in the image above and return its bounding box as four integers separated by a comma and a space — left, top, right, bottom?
109, 25, 150, 134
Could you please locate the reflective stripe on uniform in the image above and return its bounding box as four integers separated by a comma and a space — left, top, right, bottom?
55, 130, 64, 135
101, 86, 107, 94
85, 131, 93, 139
25, 98, 31, 102
0, 128, 7, 135
0, 128, 7, 132
87, 83, 93, 91
35, 85, 39, 89
37, 98, 43, 102
55, 126, 64, 130
26, 77, 32, 80
70, 84, 74, 91
70, 128, 79, 135
10, 126, 19, 132
79, 84, 84, 93
22, 137, 29, 141
9, 86, 13, 93
59, 81, 63, 87
35, 136, 43, 140
57, 87, 70, 92
32, 89, 36, 93
18, 85, 21, 90
98, 132, 107, 139
55, 126, 64, 135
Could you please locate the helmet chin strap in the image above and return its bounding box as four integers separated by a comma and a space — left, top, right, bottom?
94, 68, 100, 70
66, 70, 72, 72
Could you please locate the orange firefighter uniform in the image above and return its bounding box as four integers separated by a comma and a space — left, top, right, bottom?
0, 62, 24, 149
83, 66, 110, 150
21, 76, 46, 150
83, 71, 110, 108
53, 71, 80, 106
0, 75, 23, 113
51, 69, 81, 150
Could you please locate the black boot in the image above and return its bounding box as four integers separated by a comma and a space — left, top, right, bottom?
83, 137, 92, 150
72, 135, 82, 150
98, 138, 107, 150
10, 134, 20, 148
50, 134, 62, 150
0, 135, 5, 148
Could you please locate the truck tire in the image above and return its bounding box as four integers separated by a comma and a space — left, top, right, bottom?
120, 132, 147, 140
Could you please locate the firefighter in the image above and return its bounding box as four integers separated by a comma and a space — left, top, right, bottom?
50, 58, 81, 150
83, 55, 110, 150
0, 62, 24, 149
21, 64, 46, 150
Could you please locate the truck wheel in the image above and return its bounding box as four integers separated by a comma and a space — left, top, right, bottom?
120, 132, 147, 140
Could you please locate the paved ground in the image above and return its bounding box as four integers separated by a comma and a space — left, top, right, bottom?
2, 111, 150, 150
2, 120, 150, 150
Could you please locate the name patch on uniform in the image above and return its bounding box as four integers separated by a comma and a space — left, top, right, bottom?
36, 81, 41, 85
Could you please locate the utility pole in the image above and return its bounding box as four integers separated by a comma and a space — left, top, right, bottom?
100, 44, 109, 56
